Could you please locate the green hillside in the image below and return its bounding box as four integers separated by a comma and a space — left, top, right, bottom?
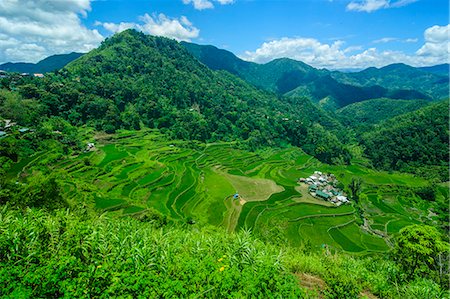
360, 100, 449, 179
1, 29, 349, 164
331, 63, 448, 101
336, 98, 430, 127
1, 126, 448, 297
183, 42, 444, 108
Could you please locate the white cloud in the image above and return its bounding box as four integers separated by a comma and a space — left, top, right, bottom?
182, 0, 214, 10
346, 0, 389, 12
216, 0, 235, 4
373, 37, 398, 44
96, 13, 199, 42
416, 25, 450, 60
346, 0, 418, 13
182, 0, 234, 10
241, 24, 450, 69
404, 38, 418, 43
0, 0, 103, 63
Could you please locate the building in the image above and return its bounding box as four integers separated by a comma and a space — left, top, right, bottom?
308, 184, 318, 192
316, 190, 331, 200
33, 73, 45, 78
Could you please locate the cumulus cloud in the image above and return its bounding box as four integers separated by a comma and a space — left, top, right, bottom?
96, 13, 199, 42
346, 0, 418, 13
240, 24, 450, 69
416, 24, 450, 60
182, 0, 234, 10
0, 0, 103, 63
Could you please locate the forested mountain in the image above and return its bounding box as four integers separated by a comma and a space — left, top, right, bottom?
0, 52, 84, 73
0, 29, 350, 164
360, 100, 449, 179
418, 63, 449, 76
183, 42, 446, 109
331, 63, 448, 101
336, 98, 430, 127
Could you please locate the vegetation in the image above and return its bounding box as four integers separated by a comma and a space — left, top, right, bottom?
183, 42, 447, 109
0, 30, 448, 298
336, 98, 430, 128
360, 100, 449, 180
0, 29, 350, 164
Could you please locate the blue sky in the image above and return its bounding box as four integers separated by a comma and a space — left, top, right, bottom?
0, 0, 448, 69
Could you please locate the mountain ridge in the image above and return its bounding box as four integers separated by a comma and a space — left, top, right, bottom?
0, 52, 84, 73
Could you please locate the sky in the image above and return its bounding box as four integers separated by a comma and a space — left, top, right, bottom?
0, 0, 448, 69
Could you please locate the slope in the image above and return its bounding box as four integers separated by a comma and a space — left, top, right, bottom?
360, 100, 449, 178
336, 98, 430, 127
182, 42, 439, 108
331, 63, 448, 101
5, 30, 349, 163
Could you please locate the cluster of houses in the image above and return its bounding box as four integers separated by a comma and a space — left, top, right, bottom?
299, 171, 349, 206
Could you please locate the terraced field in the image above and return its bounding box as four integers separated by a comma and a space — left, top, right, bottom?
9, 129, 440, 253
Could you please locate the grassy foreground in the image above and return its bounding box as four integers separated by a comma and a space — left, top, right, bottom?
0, 206, 447, 299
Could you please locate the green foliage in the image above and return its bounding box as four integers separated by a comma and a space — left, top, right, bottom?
183, 42, 447, 108
5, 173, 68, 210
336, 98, 430, 130
0, 206, 305, 298
393, 224, 449, 279
360, 100, 449, 178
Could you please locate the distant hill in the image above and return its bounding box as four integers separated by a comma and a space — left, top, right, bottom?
336, 98, 430, 127
0, 52, 84, 73
331, 63, 448, 101
182, 42, 445, 109
418, 63, 449, 76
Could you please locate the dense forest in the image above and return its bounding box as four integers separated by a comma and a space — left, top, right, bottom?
360, 100, 449, 181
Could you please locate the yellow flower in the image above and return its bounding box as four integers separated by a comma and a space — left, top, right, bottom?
219, 266, 225, 272
218, 258, 223, 262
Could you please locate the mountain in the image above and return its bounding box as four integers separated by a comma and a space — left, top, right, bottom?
336, 98, 430, 127
182, 43, 443, 109
419, 63, 449, 76
0, 52, 84, 73
331, 63, 448, 101
181, 42, 325, 94
7, 29, 349, 163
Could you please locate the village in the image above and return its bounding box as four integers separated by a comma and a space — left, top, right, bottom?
298, 171, 349, 206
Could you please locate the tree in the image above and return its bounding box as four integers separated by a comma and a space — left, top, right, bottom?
393, 224, 448, 279
348, 178, 362, 203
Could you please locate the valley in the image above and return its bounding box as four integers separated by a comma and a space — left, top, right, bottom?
7, 128, 444, 255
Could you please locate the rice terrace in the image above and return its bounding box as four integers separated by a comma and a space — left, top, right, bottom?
8, 128, 444, 254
